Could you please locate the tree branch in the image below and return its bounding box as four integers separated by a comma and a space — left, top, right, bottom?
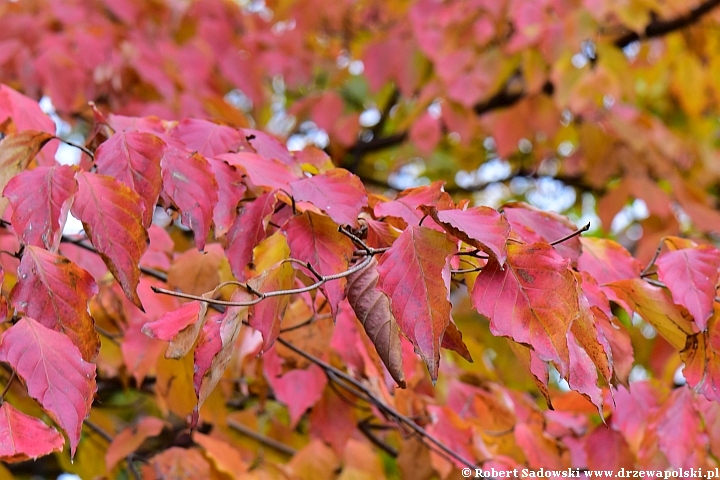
614, 0, 720, 47
227, 418, 297, 456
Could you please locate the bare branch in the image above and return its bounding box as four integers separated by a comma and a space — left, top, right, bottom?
614, 0, 720, 47
227, 418, 297, 456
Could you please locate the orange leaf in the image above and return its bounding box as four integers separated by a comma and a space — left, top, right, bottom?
10, 246, 99, 361
72, 171, 148, 310
105, 417, 166, 471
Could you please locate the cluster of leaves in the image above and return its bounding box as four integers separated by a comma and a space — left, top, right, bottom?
0, 82, 719, 477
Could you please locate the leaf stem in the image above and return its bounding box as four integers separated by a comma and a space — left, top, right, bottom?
55, 136, 95, 160
549, 222, 590, 246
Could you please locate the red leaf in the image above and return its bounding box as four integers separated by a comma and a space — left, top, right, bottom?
472, 243, 576, 373
0, 131, 55, 212
653, 387, 706, 468
420, 205, 510, 265
105, 417, 166, 471
161, 148, 218, 250
0, 317, 96, 456
377, 225, 456, 382
265, 351, 327, 428
72, 171, 148, 309
346, 258, 405, 387
578, 237, 641, 283
225, 191, 277, 281
282, 211, 355, 316
95, 131, 165, 228
242, 129, 295, 166
0, 402, 64, 463
248, 261, 295, 352
3, 165, 77, 251
374, 181, 453, 226
503, 202, 582, 262
290, 169, 367, 227
0, 86, 55, 136
219, 151, 298, 190
171, 118, 249, 157
208, 158, 246, 238
142, 300, 209, 359
656, 241, 720, 330
10, 246, 99, 361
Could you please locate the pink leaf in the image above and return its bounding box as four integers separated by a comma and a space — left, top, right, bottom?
0, 402, 64, 463
95, 131, 165, 228
171, 118, 249, 157
265, 352, 327, 428
142, 301, 209, 359
219, 151, 298, 190
3, 165, 77, 251
503, 202, 582, 262
290, 169, 367, 227
421, 205, 510, 265
161, 147, 218, 250
656, 244, 720, 330
0, 318, 96, 456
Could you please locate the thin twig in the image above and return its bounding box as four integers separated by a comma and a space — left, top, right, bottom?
549, 222, 590, 246
227, 418, 297, 456
83, 418, 113, 443
0, 370, 15, 401
641, 242, 664, 277
358, 417, 398, 457
451, 266, 484, 275
55, 136, 95, 160
276, 337, 477, 469
152, 253, 375, 307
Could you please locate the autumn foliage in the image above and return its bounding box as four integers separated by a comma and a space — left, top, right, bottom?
1, 0, 720, 478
